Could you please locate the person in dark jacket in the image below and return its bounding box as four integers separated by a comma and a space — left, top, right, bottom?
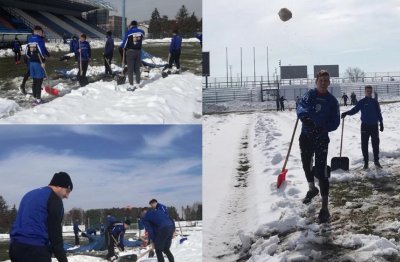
9, 172, 73, 262
104, 31, 114, 76
297, 70, 340, 223
25, 25, 50, 105
279, 96, 286, 111
120, 20, 145, 90
163, 29, 182, 74
350, 92, 357, 106
69, 35, 79, 61
73, 219, 81, 246
106, 219, 131, 261
341, 85, 384, 170
342, 93, 349, 106
12, 37, 22, 64
141, 208, 175, 262
76, 34, 91, 86
149, 199, 168, 215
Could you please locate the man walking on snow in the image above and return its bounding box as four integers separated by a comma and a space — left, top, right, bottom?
9, 172, 73, 262
341, 85, 384, 170
297, 70, 340, 223
163, 29, 182, 74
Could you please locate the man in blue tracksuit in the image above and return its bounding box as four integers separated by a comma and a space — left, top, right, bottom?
297, 70, 340, 223
73, 219, 81, 246
104, 31, 114, 76
9, 172, 73, 262
164, 29, 182, 74
12, 37, 22, 64
149, 199, 168, 215
120, 20, 145, 90
341, 85, 384, 170
106, 219, 131, 261
25, 25, 50, 105
141, 208, 175, 262
76, 34, 91, 86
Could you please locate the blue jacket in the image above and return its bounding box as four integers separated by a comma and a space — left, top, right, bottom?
77, 40, 91, 61
104, 36, 114, 57
345, 97, 383, 125
10, 186, 67, 262
169, 34, 182, 53
13, 40, 22, 52
110, 222, 126, 250
120, 27, 145, 50
73, 222, 81, 234
297, 88, 340, 135
70, 38, 79, 55
142, 209, 175, 242
25, 34, 49, 63
156, 203, 168, 215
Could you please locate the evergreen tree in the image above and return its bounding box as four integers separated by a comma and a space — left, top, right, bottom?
176, 5, 190, 34
149, 8, 162, 35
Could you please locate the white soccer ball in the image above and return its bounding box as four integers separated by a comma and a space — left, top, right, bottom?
278, 8, 292, 22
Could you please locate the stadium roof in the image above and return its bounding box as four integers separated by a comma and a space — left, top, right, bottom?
0, 0, 115, 15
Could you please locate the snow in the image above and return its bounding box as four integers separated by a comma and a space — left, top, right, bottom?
203, 101, 400, 261
0, 98, 21, 118
0, 38, 200, 58
0, 70, 202, 124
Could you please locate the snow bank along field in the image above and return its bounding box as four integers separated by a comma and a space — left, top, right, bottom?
1, 222, 202, 262
203, 101, 400, 261
0, 39, 201, 124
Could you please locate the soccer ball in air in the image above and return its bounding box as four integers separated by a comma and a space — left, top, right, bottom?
278, 8, 292, 22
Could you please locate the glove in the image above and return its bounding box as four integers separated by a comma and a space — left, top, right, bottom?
41, 63, 45, 69
301, 117, 315, 129
380, 122, 384, 132
341, 112, 347, 119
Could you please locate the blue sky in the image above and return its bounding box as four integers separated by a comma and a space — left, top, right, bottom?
0, 125, 201, 211
204, 0, 400, 78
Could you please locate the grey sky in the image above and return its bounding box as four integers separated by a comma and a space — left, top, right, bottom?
204, 0, 400, 78
107, 0, 202, 22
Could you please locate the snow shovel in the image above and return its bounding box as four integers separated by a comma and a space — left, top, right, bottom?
77, 41, 89, 87
116, 48, 127, 85
277, 117, 299, 188
177, 220, 188, 244
331, 118, 349, 171
38, 54, 59, 96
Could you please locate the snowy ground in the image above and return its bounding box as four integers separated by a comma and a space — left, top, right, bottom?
203, 102, 400, 261
1, 225, 201, 262
0, 67, 202, 124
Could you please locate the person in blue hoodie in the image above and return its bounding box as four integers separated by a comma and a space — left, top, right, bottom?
12, 37, 22, 64
104, 31, 114, 76
341, 85, 384, 170
73, 219, 81, 246
120, 20, 145, 90
76, 34, 91, 86
9, 172, 73, 262
69, 35, 79, 61
163, 29, 182, 74
149, 199, 168, 215
106, 219, 131, 261
25, 25, 50, 105
297, 70, 340, 223
141, 207, 175, 262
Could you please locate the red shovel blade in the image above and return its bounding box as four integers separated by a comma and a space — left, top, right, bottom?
45, 86, 59, 96
277, 168, 288, 188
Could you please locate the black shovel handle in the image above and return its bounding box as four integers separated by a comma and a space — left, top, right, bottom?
339, 118, 344, 157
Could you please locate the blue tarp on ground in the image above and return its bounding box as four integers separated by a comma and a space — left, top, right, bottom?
140, 49, 167, 68
64, 234, 143, 253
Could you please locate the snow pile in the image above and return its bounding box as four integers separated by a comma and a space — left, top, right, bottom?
142, 56, 167, 66
65, 63, 123, 77
143, 38, 200, 44
0, 72, 202, 124
0, 48, 15, 57
0, 98, 21, 118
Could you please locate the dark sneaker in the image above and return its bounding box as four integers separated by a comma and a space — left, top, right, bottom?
374, 162, 382, 169
19, 85, 27, 95
318, 208, 330, 223
363, 162, 369, 170
302, 187, 319, 204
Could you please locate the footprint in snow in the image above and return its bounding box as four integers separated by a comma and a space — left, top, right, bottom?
287, 187, 301, 196
271, 153, 283, 165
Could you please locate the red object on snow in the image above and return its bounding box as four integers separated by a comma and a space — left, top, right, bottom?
45, 86, 59, 96
277, 168, 288, 188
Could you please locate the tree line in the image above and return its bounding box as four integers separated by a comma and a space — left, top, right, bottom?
148, 5, 202, 38
0, 195, 202, 233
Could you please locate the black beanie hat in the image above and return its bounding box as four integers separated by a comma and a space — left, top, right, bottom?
49, 172, 73, 191
125, 219, 131, 226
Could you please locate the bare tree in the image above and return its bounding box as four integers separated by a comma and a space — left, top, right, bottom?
345, 67, 365, 82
